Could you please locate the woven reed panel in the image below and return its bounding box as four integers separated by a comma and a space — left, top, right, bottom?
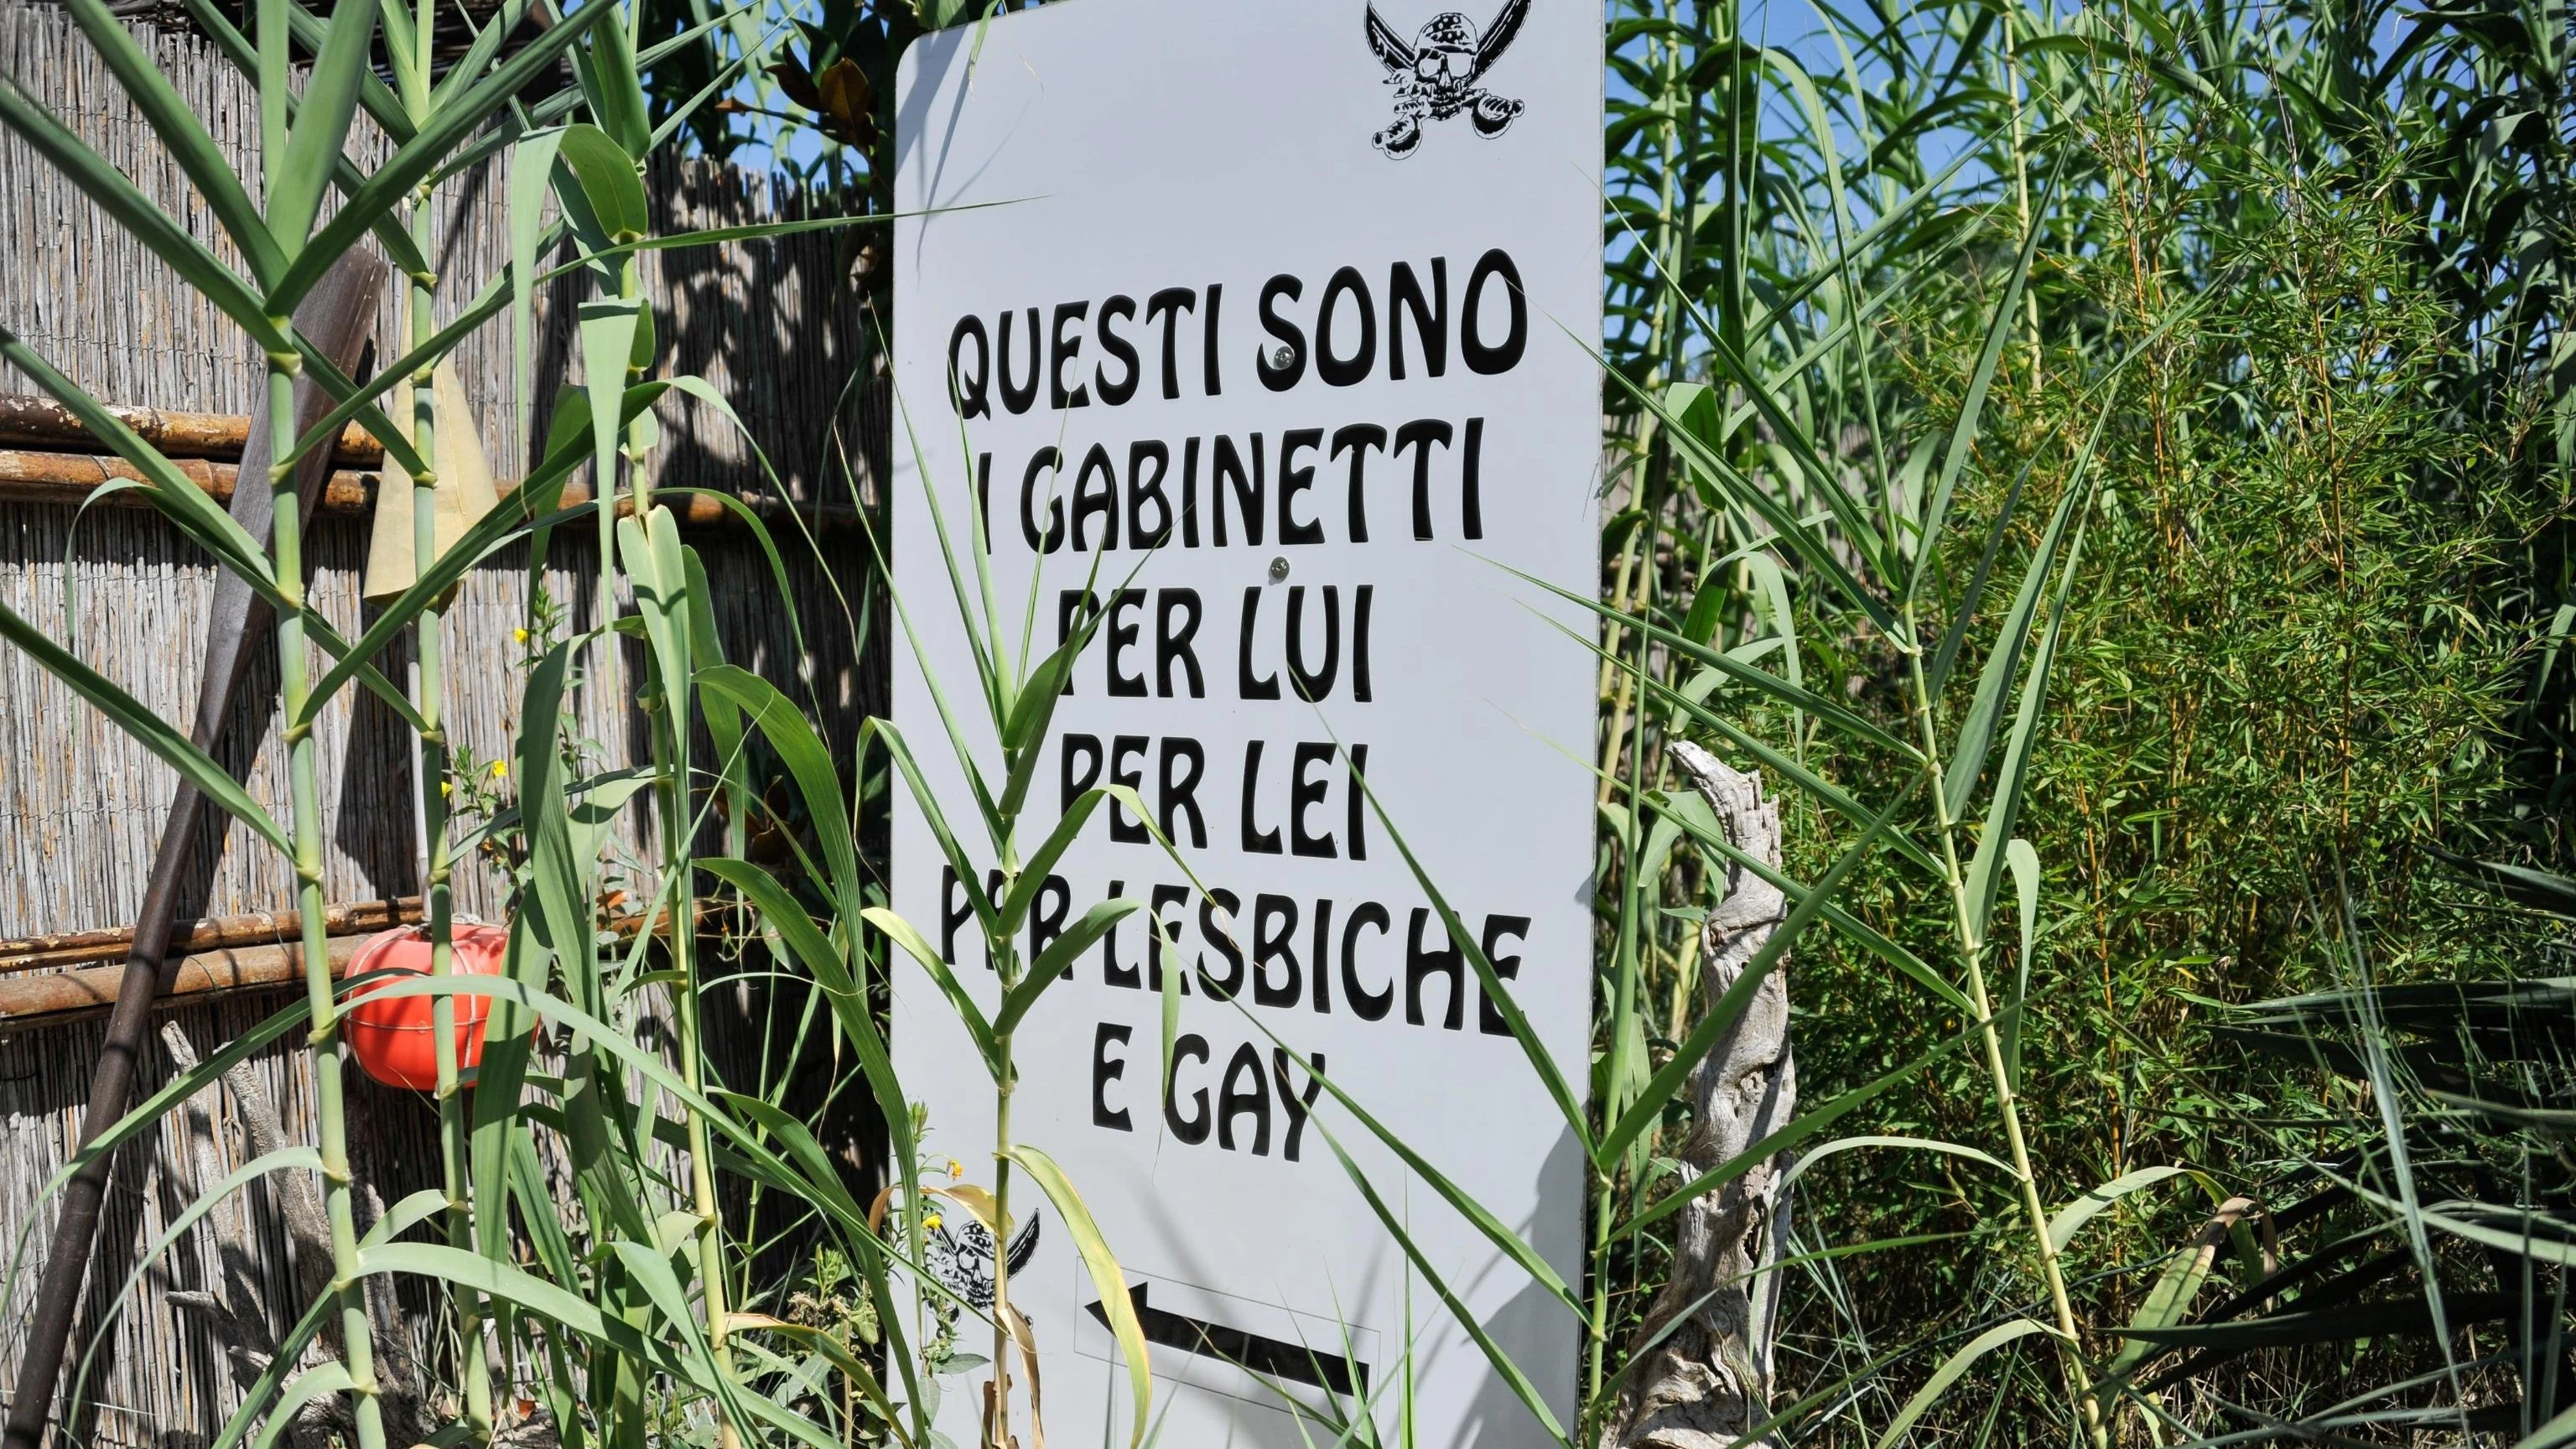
0, 0, 884, 937
0, 3, 886, 1441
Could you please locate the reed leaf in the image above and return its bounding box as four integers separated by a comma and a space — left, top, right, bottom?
995, 899, 1140, 1040
65, 1145, 324, 1417
296, 471, 587, 724
1247, 1021, 1583, 1317
1621, 1023, 1982, 1241
267, 1, 609, 311
0, 596, 287, 852
698, 665, 866, 914
1598, 787, 1910, 1167
0, 333, 279, 588
1002, 1145, 1152, 1449
1773, 1135, 2012, 1195
252, 1363, 356, 1449
1349, 754, 1592, 1156
1320, 1126, 1572, 1447
275, 0, 413, 143
286, 273, 515, 471
1908, 166, 2056, 597
558, 122, 653, 241
1514, 563, 1919, 758
1940, 442, 2089, 824
0, 88, 287, 353
2046, 1166, 2206, 1254
47, 0, 283, 285
698, 860, 912, 1180
861, 719, 1000, 937
862, 906, 997, 1069
1872, 1319, 2055, 1449
268, 0, 383, 250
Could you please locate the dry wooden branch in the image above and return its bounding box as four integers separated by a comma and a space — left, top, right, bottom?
0, 447, 380, 511
1602, 741, 1796, 1449
0, 897, 422, 974
0, 449, 867, 531
0, 934, 373, 1031
0, 391, 383, 464
0, 903, 707, 1031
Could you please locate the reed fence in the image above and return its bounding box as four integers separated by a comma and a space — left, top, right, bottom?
0, 4, 886, 1440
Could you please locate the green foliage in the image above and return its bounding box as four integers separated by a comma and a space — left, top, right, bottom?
1592, 0, 2573, 1439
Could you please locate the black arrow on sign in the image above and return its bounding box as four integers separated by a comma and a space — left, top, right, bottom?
1087, 1283, 1371, 1396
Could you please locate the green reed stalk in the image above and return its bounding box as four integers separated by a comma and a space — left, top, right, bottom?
1901, 613, 2104, 1448
406, 169, 496, 1436
650, 523, 747, 1448
387, 5, 493, 1417
1588, 49, 1693, 1380
989, 1033, 1017, 1449
1587, 679, 1650, 1421
985, 796, 1026, 1449
1593, 528, 1644, 809
1999, 7, 2043, 384
1582, 503, 1637, 1419
272, 355, 390, 1449
602, 223, 748, 1440
667, 715, 745, 1449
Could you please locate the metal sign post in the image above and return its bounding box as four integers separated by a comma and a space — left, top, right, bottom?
891, 3, 1601, 1442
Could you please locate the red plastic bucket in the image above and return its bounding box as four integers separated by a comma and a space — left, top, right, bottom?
343, 922, 512, 1090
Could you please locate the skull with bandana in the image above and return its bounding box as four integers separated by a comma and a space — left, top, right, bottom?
1365, 0, 1530, 158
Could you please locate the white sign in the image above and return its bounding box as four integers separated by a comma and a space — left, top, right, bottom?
890, 2, 1600, 1444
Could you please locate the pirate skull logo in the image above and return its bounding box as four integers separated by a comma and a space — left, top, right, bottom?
921, 1209, 1040, 1312
1365, 0, 1530, 158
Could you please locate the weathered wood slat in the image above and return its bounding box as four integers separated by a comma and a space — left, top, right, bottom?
0, 905, 699, 1032
0, 897, 421, 974
0, 932, 371, 1031
0, 450, 870, 529
0, 392, 383, 465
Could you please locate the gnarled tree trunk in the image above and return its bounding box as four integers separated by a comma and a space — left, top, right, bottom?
1602, 742, 1795, 1449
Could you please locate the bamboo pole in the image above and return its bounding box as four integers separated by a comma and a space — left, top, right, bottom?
0, 448, 866, 528
0, 902, 704, 1029
0, 390, 384, 463
0, 896, 422, 974
274, 370, 396, 1449
0, 447, 378, 510
0, 930, 374, 1030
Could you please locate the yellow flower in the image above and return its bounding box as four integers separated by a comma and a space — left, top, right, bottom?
512, 627, 531, 645
922, 1213, 943, 1233
490, 759, 509, 779
439, 782, 452, 797
948, 1160, 963, 1180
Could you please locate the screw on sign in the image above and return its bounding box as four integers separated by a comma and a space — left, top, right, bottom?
344, 923, 514, 1089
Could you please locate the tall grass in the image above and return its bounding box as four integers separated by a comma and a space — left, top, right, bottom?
1579, 0, 2570, 1439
